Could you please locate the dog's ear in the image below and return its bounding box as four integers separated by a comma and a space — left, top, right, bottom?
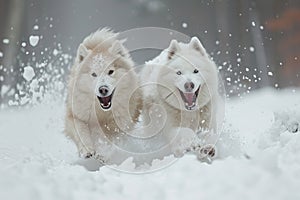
76, 43, 91, 64
167, 40, 180, 60
109, 40, 128, 57
189, 37, 206, 56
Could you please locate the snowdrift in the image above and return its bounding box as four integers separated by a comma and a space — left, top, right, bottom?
0, 88, 299, 200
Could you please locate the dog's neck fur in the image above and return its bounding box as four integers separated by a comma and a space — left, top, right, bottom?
93, 89, 142, 138
160, 97, 212, 132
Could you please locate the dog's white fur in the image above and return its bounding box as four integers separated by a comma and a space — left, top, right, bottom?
64, 28, 142, 162
140, 37, 219, 158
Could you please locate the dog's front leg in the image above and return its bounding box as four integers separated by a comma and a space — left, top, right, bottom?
73, 118, 96, 158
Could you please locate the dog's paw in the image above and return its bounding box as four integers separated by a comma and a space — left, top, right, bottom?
172, 147, 186, 158
171, 141, 193, 157
93, 153, 107, 166
287, 121, 299, 133
79, 150, 106, 165
79, 149, 96, 159
196, 144, 217, 163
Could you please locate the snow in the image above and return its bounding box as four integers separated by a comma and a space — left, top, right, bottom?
0, 52, 3, 57
22, 66, 35, 81
2, 38, 9, 44
182, 22, 188, 28
268, 71, 273, 76
33, 25, 39, 30
29, 35, 40, 47
53, 49, 59, 56
0, 88, 300, 199
249, 46, 255, 52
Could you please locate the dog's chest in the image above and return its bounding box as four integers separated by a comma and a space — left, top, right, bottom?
179, 111, 200, 131
165, 105, 199, 131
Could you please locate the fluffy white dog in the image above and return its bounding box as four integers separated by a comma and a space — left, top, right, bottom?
64, 28, 142, 163
140, 37, 220, 160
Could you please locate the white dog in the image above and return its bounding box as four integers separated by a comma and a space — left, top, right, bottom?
64, 28, 142, 163
140, 37, 220, 160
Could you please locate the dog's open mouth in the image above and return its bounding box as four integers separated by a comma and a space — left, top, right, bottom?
97, 89, 115, 110
178, 86, 200, 110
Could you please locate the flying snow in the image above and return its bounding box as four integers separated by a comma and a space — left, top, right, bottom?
249, 46, 255, 52
182, 22, 188, 28
53, 49, 59, 56
2, 38, 9, 44
0, 52, 3, 57
29, 35, 40, 47
33, 25, 39, 30
23, 66, 35, 81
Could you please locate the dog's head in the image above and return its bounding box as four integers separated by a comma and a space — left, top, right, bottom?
157, 37, 218, 111
75, 40, 136, 111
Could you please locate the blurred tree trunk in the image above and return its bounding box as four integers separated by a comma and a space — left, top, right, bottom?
0, 0, 25, 103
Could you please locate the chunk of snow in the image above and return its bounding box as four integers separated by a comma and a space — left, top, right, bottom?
182, 22, 188, 28
268, 72, 273, 76
2, 38, 9, 44
53, 49, 59, 56
251, 21, 256, 27
33, 25, 39, 30
23, 66, 35, 81
0, 52, 3, 57
249, 46, 255, 52
29, 35, 39, 47
21, 42, 26, 47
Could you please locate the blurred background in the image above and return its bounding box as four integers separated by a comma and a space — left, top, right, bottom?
0, 0, 300, 106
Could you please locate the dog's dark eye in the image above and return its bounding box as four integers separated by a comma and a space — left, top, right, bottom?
91, 72, 97, 77
194, 69, 199, 73
108, 70, 114, 75
176, 71, 182, 75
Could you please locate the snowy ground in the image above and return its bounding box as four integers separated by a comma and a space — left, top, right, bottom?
0, 88, 300, 200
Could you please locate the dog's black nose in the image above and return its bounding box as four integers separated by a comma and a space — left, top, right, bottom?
99, 86, 109, 96
184, 82, 195, 91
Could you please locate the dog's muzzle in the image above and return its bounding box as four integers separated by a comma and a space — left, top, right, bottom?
178, 84, 200, 110
97, 86, 115, 110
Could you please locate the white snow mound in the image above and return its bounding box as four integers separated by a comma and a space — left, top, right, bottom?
0, 88, 300, 200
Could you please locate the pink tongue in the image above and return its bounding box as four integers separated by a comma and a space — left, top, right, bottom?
183, 92, 194, 106
101, 96, 110, 106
